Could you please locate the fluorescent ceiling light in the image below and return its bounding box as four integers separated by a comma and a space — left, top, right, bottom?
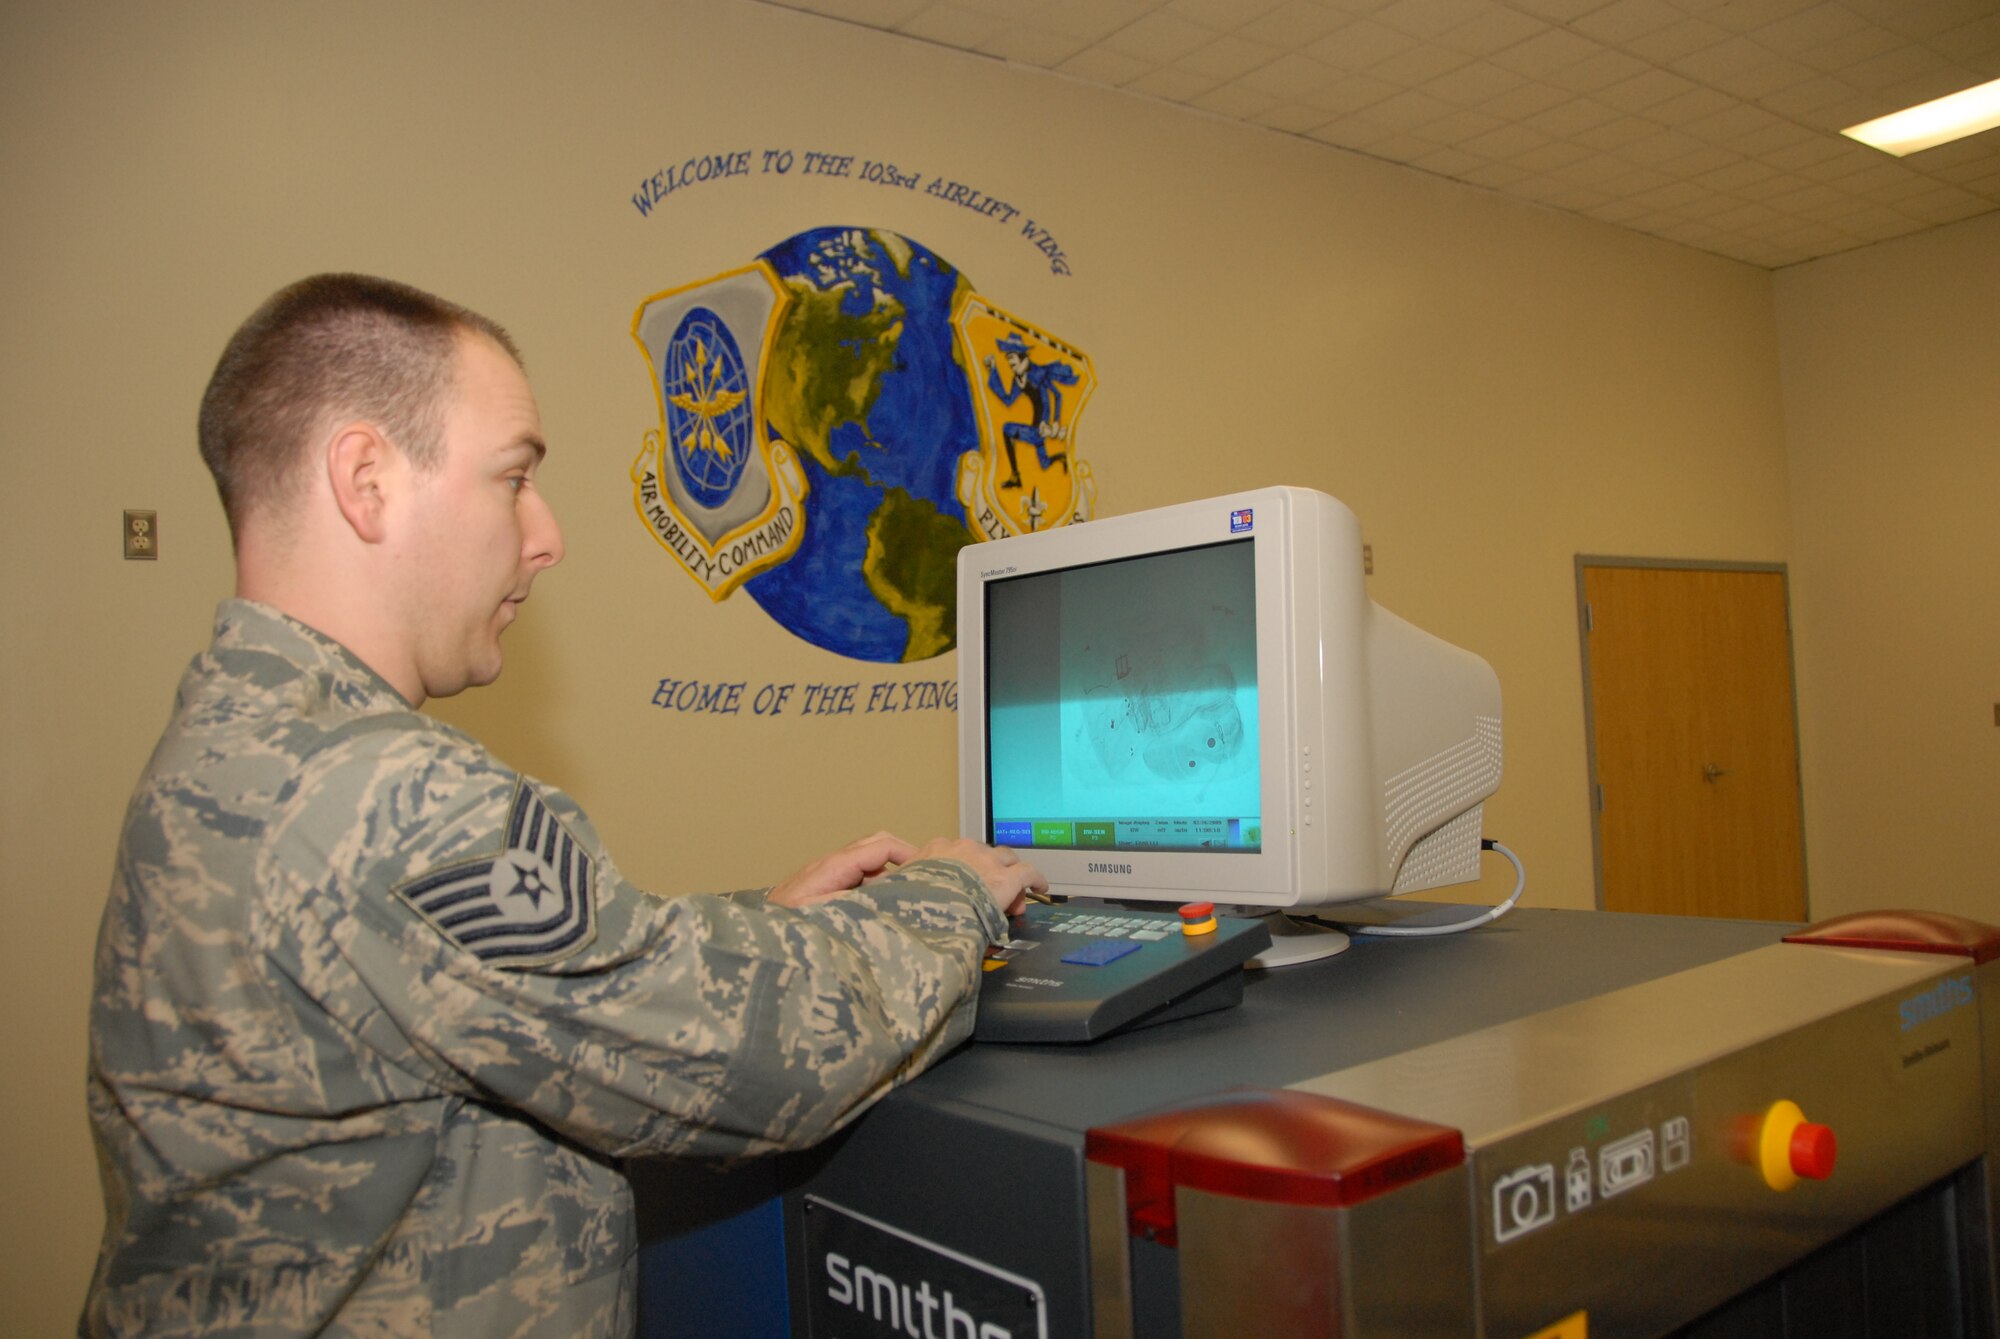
1842, 76, 2000, 156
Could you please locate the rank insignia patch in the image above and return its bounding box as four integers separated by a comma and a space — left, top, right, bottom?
396, 781, 597, 968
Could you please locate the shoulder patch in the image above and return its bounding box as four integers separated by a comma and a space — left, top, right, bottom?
395, 779, 597, 968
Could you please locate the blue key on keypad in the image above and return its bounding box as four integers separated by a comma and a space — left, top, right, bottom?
1061, 938, 1143, 967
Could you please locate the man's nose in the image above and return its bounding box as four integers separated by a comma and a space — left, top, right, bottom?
526, 492, 565, 569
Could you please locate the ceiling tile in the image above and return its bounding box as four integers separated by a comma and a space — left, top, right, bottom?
899, 5, 1005, 48
1678, 101, 1787, 143
1239, 50, 1345, 98
1253, 101, 1342, 132
1421, 105, 1510, 140
1504, 0, 1619, 22
1059, 44, 1160, 84
1620, 127, 1713, 165
1470, 123, 1567, 162
1410, 144, 1493, 175
978, 25, 1091, 64
1658, 142, 1743, 174
1371, 41, 1481, 83
1571, 112, 1671, 149
1571, 0, 1687, 46
1455, 159, 1539, 189
1307, 19, 1421, 71
1698, 0, 1823, 37
1361, 87, 1460, 129
1120, 63, 1224, 97
1478, 78, 1582, 119
1422, 59, 1534, 104
1175, 32, 1289, 79
1748, 2, 1870, 52
1708, 57, 1819, 100
1515, 138, 1599, 172
1619, 16, 1733, 62
1524, 94, 1626, 135
782, 0, 931, 21
1431, 6, 1551, 55
1490, 27, 1604, 77
1039, 0, 1169, 42
1164, 0, 1288, 31
1646, 84, 1741, 123
1754, 73, 1863, 120
1374, 0, 1506, 41
1300, 71, 1405, 115
1240, 2, 1350, 47
1191, 81, 1283, 118
1795, 23, 1906, 74
1694, 157, 1776, 190
1597, 66, 1704, 111
1756, 132, 1857, 169
1308, 117, 1400, 152
1545, 46, 1656, 92
1101, 9, 1222, 62
1670, 34, 1785, 82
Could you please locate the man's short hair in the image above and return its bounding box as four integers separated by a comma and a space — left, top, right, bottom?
198, 273, 520, 542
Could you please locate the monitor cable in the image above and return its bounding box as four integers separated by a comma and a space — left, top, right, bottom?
1346, 839, 1526, 938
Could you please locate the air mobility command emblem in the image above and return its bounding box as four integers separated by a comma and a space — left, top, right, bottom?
396, 781, 598, 967
953, 291, 1097, 540
632, 262, 809, 600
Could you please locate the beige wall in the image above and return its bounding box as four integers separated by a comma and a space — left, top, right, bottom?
1776, 210, 2000, 925
2, 0, 1969, 1328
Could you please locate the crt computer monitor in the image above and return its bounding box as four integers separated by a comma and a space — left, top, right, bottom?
957, 486, 1501, 959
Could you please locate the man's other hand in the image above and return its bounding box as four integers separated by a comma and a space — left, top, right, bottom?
768, 832, 1046, 918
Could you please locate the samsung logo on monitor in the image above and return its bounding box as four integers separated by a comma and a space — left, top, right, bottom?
1088, 862, 1133, 875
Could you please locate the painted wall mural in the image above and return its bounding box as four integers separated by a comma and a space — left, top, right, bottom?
632, 226, 1096, 665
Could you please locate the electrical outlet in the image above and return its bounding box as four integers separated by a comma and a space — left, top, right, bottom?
1362, 543, 1374, 575
124, 510, 158, 560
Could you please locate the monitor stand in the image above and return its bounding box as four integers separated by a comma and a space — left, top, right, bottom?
1237, 911, 1351, 969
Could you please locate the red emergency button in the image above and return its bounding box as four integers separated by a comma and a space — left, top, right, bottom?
1757, 1100, 1837, 1191
1179, 901, 1218, 936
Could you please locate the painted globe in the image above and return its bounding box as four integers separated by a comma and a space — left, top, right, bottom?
744, 227, 979, 663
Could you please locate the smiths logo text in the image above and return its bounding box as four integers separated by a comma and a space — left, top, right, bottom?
825, 1253, 1014, 1339
1901, 975, 1974, 1031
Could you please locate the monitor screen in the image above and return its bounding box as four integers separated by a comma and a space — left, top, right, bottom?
985, 539, 1262, 856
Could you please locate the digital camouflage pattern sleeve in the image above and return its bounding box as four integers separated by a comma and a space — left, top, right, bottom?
83, 602, 1005, 1338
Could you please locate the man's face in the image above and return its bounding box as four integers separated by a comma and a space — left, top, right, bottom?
397, 331, 564, 700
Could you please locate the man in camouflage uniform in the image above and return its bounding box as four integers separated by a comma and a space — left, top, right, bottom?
82, 274, 1045, 1337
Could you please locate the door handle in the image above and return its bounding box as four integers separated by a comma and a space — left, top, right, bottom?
1703, 764, 1729, 784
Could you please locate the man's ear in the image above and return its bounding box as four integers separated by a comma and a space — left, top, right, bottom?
326, 423, 398, 543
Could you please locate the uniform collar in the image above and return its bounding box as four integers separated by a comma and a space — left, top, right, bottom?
210, 599, 412, 715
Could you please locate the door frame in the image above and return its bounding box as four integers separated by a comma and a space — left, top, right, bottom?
1574, 555, 1812, 915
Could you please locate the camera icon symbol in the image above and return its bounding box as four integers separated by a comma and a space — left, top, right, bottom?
1493, 1163, 1559, 1243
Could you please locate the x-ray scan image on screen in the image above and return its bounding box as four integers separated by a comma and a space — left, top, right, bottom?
986, 541, 1262, 854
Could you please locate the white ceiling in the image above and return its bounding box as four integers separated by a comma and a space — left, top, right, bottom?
759, 0, 2000, 268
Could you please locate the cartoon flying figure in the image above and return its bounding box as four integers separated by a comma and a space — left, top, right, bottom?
984, 333, 1079, 489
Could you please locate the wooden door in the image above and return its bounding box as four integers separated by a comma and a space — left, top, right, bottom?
1580, 562, 1808, 921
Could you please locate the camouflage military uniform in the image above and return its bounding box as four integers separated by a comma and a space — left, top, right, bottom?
83, 601, 1005, 1338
